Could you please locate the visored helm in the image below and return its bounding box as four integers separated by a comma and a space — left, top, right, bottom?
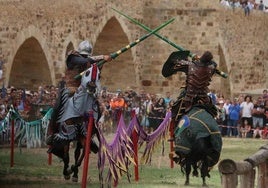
78, 40, 93, 56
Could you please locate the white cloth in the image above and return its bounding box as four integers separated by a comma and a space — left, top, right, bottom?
240, 102, 254, 118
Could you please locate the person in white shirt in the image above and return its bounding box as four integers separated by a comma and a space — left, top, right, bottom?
240, 95, 254, 126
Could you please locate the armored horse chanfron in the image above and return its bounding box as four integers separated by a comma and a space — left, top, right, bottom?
46, 63, 101, 182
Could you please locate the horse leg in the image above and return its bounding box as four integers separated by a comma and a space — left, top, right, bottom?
200, 160, 209, 187
184, 160, 191, 186
192, 162, 199, 177
63, 143, 72, 180
70, 140, 84, 182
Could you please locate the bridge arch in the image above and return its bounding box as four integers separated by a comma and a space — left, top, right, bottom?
94, 16, 137, 91
6, 25, 55, 89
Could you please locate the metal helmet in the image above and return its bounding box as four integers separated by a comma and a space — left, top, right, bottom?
77, 40, 92, 55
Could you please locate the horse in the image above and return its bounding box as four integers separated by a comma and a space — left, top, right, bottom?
172, 106, 222, 186
46, 63, 101, 182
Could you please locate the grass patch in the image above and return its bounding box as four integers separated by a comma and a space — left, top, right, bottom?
0, 137, 267, 187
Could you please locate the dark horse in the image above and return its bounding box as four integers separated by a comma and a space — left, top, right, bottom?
46, 64, 101, 182
172, 106, 222, 186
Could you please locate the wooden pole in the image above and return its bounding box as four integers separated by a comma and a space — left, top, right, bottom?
10, 119, 14, 167
169, 120, 174, 168
48, 146, 52, 165
131, 110, 139, 181
81, 111, 94, 188
113, 110, 122, 187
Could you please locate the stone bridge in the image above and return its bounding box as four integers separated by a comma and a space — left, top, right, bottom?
0, 0, 267, 98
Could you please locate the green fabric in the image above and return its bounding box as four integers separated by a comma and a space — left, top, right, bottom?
174, 107, 222, 155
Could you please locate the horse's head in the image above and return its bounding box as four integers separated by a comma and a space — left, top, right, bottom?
80, 63, 101, 95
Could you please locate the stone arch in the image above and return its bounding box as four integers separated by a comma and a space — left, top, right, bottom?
9, 37, 51, 90
60, 35, 77, 76
93, 16, 136, 92
6, 25, 55, 89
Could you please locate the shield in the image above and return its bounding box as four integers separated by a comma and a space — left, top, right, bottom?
162, 50, 190, 77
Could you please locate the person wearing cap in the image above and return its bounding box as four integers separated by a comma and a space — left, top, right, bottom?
65, 40, 112, 94
162, 51, 218, 124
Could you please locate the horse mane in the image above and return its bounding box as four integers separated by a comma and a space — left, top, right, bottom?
49, 88, 70, 133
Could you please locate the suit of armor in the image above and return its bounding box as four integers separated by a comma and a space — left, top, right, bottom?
163, 51, 218, 123
174, 59, 217, 112
65, 50, 106, 94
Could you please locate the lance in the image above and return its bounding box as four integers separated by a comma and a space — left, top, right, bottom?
74, 17, 175, 79
112, 8, 228, 78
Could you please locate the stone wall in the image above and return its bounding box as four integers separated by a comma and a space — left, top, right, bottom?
0, 0, 267, 98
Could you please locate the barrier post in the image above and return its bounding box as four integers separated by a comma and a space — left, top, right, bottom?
169, 120, 174, 168
48, 146, 52, 165
10, 119, 15, 167
131, 110, 139, 181
81, 111, 94, 188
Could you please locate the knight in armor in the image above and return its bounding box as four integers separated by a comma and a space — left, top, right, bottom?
162, 50, 218, 125
47, 40, 112, 144
65, 40, 112, 94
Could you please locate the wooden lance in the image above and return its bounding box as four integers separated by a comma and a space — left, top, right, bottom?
74, 17, 175, 79
111, 8, 228, 79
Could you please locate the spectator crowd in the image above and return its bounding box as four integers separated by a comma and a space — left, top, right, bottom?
220, 0, 268, 15
0, 82, 267, 141
216, 89, 268, 139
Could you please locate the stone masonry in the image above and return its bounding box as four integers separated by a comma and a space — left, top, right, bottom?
0, 0, 267, 98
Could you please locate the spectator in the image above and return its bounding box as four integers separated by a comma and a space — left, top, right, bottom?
141, 93, 151, 132
243, 1, 253, 16
253, 125, 262, 138
109, 90, 127, 128
261, 124, 268, 139
220, 0, 231, 7
232, 0, 241, 8
208, 89, 217, 105
252, 97, 265, 129
265, 99, 268, 127
258, 0, 265, 11
0, 102, 6, 120
240, 95, 254, 126
240, 119, 249, 138
227, 98, 241, 137
216, 100, 226, 136
150, 97, 166, 131
262, 89, 268, 102
36, 85, 44, 104
223, 98, 231, 136
0, 56, 4, 81
164, 91, 172, 107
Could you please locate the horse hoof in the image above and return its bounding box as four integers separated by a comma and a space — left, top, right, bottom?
66, 168, 73, 175
72, 176, 78, 182
184, 181, 189, 186
64, 175, 70, 180
202, 183, 208, 187
192, 170, 198, 177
